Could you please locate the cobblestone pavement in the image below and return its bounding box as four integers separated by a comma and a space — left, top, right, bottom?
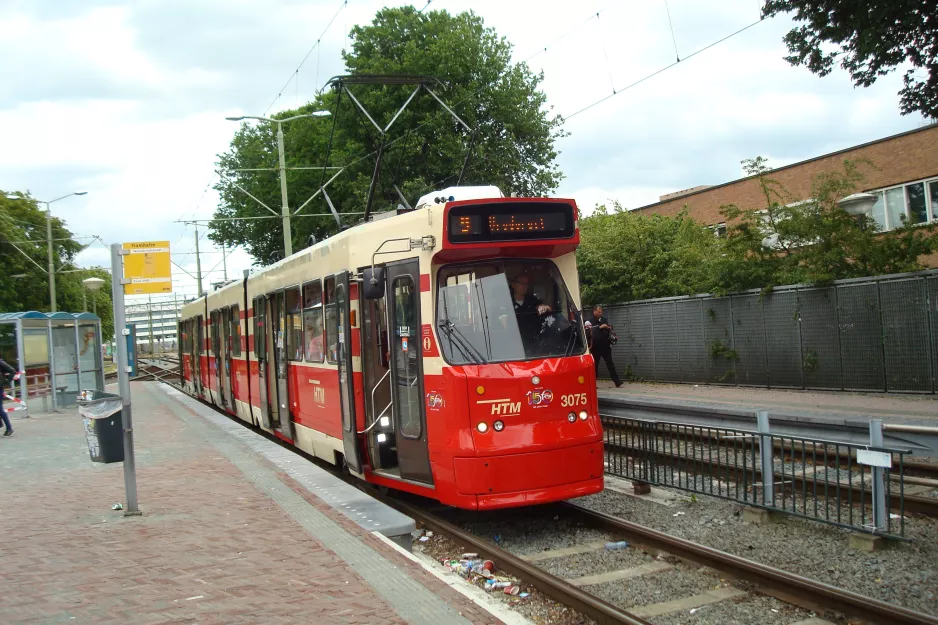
0, 382, 503, 625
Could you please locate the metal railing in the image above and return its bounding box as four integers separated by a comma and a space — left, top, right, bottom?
602, 414, 910, 538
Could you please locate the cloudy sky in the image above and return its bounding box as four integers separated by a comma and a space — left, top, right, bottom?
0, 0, 927, 306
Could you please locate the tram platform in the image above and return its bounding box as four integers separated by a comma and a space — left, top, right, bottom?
598, 380, 938, 456
0, 381, 514, 625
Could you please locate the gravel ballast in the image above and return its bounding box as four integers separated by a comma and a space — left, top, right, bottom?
576, 481, 938, 615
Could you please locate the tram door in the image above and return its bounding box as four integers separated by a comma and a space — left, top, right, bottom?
195, 315, 204, 397
362, 279, 393, 471
335, 271, 361, 474
211, 311, 223, 405
254, 296, 272, 428
272, 291, 295, 440
220, 308, 232, 409
386, 260, 432, 484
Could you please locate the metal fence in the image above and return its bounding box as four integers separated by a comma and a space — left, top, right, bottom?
596, 270, 938, 393
602, 414, 909, 538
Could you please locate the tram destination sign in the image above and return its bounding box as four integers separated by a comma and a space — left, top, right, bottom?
122, 240, 172, 295
448, 200, 575, 243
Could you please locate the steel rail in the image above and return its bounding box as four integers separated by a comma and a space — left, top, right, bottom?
561, 501, 938, 625
603, 438, 938, 517
379, 498, 653, 625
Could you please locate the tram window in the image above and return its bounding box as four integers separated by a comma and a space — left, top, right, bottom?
392, 275, 421, 439
303, 280, 324, 363
324, 276, 337, 364
254, 297, 266, 360
230, 305, 241, 356
436, 260, 586, 364
286, 287, 303, 362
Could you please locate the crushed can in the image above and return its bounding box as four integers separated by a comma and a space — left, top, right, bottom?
503, 585, 521, 596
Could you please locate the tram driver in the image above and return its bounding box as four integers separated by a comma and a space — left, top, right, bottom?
509, 272, 554, 343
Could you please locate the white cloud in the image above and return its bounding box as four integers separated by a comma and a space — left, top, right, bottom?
0, 0, 929, 314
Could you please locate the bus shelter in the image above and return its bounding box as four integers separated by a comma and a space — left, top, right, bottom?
0, 311, 105, 411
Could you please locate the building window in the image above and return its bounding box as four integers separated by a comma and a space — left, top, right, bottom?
709, 223, 727, 238
868, 177, 938, 231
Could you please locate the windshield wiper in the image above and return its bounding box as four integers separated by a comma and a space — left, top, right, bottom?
438, 319, 489, 364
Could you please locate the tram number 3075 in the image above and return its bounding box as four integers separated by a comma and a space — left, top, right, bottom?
560, 393, 589, 407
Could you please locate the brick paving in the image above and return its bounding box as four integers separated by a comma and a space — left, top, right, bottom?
0, 383, 504, 625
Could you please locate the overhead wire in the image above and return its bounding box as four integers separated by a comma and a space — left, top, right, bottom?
263, 0, 350, 116
565, 17, 764, 120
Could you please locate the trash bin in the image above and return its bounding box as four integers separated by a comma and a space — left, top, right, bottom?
77, 389, 124, 464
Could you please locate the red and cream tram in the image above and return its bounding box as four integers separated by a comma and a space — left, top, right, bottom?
178, 186, 603, 509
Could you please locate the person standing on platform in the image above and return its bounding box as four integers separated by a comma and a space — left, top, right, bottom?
590, 305, 622, 388
0, 357, 20, 436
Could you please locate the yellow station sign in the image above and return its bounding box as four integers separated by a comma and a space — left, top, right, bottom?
123, 240, 172, 295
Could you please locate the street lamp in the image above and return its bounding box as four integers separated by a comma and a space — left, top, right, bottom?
225, 111, 330, 257
838, 192, 878, 229
82, 276, 106, 315
5, 191, 89, 312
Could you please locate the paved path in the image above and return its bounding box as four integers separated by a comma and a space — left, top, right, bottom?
599, 380, 938, 419
0, 382, 503, 625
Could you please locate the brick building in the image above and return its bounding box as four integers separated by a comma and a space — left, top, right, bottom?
633, 123, 938, 239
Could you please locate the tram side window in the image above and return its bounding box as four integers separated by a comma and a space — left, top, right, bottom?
254, 297, 266, 360
286, 287, 303, 362
303, 280, 324, 363
324, 276, 337, 364
230, 305, 241, 357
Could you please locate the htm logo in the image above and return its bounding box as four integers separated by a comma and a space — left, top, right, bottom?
490, 401, 521, 416
314, 386, 326, 405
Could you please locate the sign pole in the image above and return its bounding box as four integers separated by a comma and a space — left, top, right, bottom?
110, 243, 141, 515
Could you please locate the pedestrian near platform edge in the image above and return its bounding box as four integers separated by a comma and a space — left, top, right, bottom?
0, 357, 20, 436
589, 305, 622, 387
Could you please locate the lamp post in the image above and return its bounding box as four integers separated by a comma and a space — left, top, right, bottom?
225, 111, 330, 258
82, 277, 106, 315
838, 192, 878, 229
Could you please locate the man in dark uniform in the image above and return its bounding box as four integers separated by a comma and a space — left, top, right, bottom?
0, 357, 20, 436
510, 274, 551, 343
590, 305, 622, 387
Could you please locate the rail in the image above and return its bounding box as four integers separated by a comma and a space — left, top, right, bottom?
561, 502, 938, 625
602, 414, 911, 537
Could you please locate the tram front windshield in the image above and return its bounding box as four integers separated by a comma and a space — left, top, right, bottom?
436, 260, 586, 365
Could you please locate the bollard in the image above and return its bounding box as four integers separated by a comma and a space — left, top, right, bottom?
757, 410, 774, 507
869, 419, 887, 532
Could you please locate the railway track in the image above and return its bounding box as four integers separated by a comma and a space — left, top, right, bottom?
408, 500, 938, 625
134, 356, 180, 382
158, 379, 938, 625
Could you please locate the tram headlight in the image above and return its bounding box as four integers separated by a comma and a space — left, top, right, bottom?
477, 422, 489, 433
531, 375, 540, 385
377, 433, 387, 443
493, 420, 504, 432
579, 411, 588, 421
567, 413, 576, 423
379, 416, 390, 427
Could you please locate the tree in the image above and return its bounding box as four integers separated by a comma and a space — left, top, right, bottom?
576, 203, 724, 305
763, 0, 938, 118
211, 6, 565, 264
714, 157, 937, 293
0, 192, 115, 340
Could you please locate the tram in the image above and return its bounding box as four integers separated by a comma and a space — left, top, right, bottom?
178, 186, 604, 509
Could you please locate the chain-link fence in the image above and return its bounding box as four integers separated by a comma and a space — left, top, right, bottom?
594, 270, 938, 393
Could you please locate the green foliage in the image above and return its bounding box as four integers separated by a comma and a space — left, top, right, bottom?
0, 192, 114, 340
212, 6, 565, 264
709, 340, 739, 361
713, 158, 937, 294
762, 0, 938, 119
577, 202, 723, 305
